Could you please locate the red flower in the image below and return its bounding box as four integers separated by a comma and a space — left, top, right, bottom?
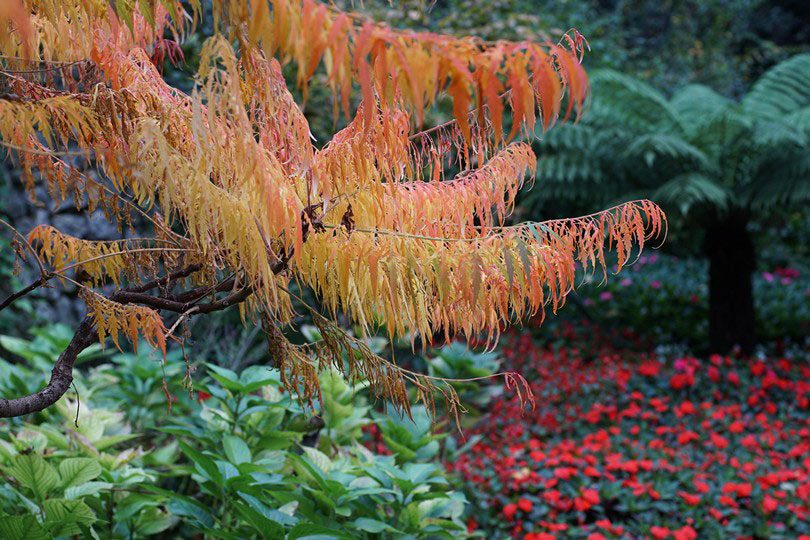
677, 431, 700, 445
670, 373, 695, 390
710, 432, 729, 449
574, 489, 600, 512
673, 525, 698, 540
719, 495, 738, 508
650, 525, 671, 539
554, 467, 577, 479
639, 360, 660, 376
530, 450, 546, 461
728, 420, 745, 433
518, 498, 533, 513
595, 519, 612, 529
678, 491, 700, 505
503, 503, 518, 519
543, 490, 561, 503
694, 480, 710, 493
728, 371, 741, 386
762, 495, 778, 514
587, 534, 607, 540
527, 534, 555, 540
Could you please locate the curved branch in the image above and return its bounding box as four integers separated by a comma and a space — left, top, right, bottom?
0, 316, 96, 418
0, 239, 292, 419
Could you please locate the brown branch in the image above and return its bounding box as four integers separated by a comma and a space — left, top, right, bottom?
111, 284, 254, 314
126, 263, 203, 294
0, 240, 292, 419
0, 316, 96, 418
0, 275, 47, 312
0, 264, 201, 418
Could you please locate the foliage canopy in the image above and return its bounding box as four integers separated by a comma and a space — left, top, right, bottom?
0, 0, 664, 419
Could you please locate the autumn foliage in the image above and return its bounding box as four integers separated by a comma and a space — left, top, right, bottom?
0, 0, 664, 418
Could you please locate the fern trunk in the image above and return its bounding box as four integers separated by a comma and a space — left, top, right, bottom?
706, 211, 756, 354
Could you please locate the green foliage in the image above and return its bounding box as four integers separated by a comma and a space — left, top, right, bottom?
0, 330, 470, 539
524, 54, 810, 223
427, 343, 502, 410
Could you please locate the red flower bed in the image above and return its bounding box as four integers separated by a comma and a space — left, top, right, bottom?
450, 321, 810, 538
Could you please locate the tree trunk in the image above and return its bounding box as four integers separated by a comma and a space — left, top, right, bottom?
706, 211, 756, 354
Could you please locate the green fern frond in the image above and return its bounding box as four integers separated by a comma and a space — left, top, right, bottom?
670, 84, 733, 136
624, 134, 709, 168
588, 70, 682, 133
652, 173, 730, 215
743, 53, 810, 118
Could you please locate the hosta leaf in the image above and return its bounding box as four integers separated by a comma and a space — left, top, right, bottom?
59, 457, 102, 488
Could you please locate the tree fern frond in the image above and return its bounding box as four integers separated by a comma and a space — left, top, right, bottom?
751, 118, 807, 149
623, 134, 709, 168
743, 53, 810, 118
670, 84, 733, 136
652, 173, 730, 215
587, 70, 681, 132
785, 106, 810, 134
745, 155, 810, 209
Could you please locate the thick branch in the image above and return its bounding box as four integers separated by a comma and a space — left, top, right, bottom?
0, 316, 96, 418
0, 264, 203, 418
111, 284, 253, 314
0, 249, 289, 419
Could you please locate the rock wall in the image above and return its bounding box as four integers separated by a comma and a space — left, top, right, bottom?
1, 163, 134, 327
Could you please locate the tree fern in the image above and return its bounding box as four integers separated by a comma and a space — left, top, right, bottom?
524, 54, 810, 353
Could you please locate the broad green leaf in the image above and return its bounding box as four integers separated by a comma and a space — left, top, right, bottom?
143, 486, 215, 528
8, 454, 60, 500
94, 434, 139, 451
302, 447, 332, 473
223, 435, 252, 465
0, 514, 49, 540
177, 441, 223, 486
349, 518, 399, 533
134, 506, 179, 535
288, 523, 354, 540
232, 502, 285, 538
43, 498, 95, 537
65, 481, 112, 500
59, 457, 102, 488
239, 492, 298, 526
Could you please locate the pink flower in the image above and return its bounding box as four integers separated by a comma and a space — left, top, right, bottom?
620, 278, 632, 286
762, 271, 775, 282
599, 291, 613, 301
650, 280, 662, 289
